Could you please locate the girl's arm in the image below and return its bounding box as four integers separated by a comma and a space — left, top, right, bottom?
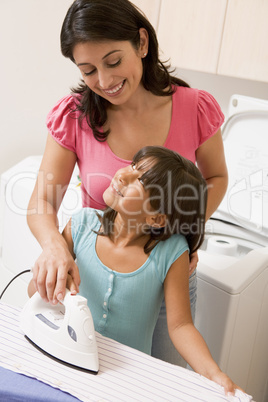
27, 134, 80, 303
164, 251, 241, 395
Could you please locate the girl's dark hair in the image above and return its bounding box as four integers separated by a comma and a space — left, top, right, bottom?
60, 0, 190, 141
98, 146, 207, 254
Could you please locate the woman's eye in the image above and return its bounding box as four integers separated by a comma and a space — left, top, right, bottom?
82, 59, 121, 76
83, 69, 96, 76
107, 59, 121, 68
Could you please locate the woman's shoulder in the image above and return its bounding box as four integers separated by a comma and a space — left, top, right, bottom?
173, 85, 219, 107
46, 94, 87, 153
172, 86, 224, 137
173, 85, 223, 114
47, 94, 81, 122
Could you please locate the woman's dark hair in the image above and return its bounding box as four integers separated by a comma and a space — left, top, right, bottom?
60, 0, 190, 141
97, 146, 207, 254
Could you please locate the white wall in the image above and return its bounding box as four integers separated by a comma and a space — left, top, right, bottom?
0, 0, 79, 175
0, 0, 268, 176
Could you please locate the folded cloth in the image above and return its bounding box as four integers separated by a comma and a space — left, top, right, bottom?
0, 366, 79, 402
0, 302, 253, 402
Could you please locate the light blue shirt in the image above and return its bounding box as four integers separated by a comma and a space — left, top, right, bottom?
72, 208, 189, 355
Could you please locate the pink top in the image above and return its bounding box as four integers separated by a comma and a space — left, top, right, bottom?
46, 87, 224, 209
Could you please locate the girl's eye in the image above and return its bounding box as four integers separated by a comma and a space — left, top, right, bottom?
131, 163, 144, 185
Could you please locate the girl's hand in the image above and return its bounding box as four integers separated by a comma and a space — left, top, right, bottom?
32, 240, 80, 304
210, 370, 244, 396
189, 250, 198, 276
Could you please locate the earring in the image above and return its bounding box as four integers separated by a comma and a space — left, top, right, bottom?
143, 53, 147, 57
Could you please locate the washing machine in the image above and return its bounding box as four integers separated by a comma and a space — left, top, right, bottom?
0, 156, 81, 307
195, 94, 268, 402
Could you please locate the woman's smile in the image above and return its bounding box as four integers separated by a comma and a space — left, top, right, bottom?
102, 80, 126, 96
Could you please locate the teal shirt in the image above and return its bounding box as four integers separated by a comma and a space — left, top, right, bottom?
72, 208, 189, 355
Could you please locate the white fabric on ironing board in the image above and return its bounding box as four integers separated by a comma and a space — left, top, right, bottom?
0, 302, 253, 402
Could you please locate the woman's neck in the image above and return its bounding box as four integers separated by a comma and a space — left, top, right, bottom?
109, 84, 157, 115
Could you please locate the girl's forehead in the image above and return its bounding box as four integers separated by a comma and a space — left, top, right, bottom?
134, 156, 157, 172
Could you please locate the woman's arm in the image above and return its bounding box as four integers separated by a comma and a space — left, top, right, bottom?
188, 129, 228, 273
61, 218, 75, 257
27, 134, 80, 303
196, 129, 228, 221
164, 251, 241, 394
28, 218, 77, 299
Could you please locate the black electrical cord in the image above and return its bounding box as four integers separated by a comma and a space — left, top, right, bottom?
0, 269, 31, 300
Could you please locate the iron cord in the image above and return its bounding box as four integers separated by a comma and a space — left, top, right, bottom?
0, 270, 31, 300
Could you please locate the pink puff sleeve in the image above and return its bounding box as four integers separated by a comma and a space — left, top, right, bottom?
46, 95, 79, 153
197, 90, 225, 147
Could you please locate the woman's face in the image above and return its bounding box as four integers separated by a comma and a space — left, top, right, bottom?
73, 36, 147, 105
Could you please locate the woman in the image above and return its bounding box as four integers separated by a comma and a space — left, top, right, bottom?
27, 0, 228, 365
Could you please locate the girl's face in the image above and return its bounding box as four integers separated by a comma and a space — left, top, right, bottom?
73, 34, 147, 105
103, 162, 154, 217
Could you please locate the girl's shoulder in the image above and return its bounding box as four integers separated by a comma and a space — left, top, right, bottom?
71, 208, 102, 241
156, 233, 189, 256
153, 234, 189, 283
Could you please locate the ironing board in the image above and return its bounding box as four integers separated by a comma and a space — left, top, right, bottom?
0, 302, 253, 402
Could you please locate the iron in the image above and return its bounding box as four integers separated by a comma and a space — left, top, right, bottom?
20, 289, 99, 373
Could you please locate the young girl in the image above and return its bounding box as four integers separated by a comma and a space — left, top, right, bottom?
29, 146, 239, 395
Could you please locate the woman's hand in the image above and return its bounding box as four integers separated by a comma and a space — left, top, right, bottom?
32, 240, 80, 304
66, 273, 78, 295
189, 250, 198, 276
